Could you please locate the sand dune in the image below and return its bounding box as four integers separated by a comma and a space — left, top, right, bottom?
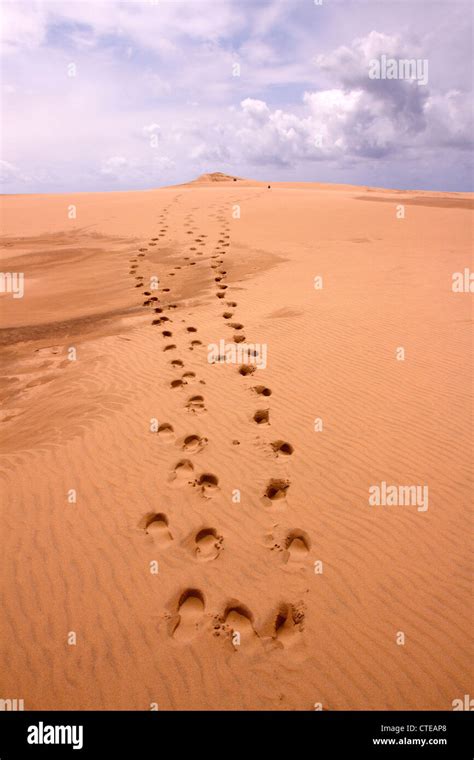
0, 178, 472, 710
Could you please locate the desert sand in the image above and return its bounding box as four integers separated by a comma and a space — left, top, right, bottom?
0, 173, 472, 710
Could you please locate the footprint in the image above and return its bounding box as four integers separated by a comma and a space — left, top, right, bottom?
157, 422, 174, 441
196, 473, 219, 499
186, 395, 206, 414
252, 385, 272, 397
285, 531, 310, 562
172, 589, 206, 642
171, 372, 196, 389
239, 365, 256, 376
35, 345, 61, 357
228, 322, 244, 330
171, 359, 184, 368
179, 434, 207, 453
169, 459, 195, 485
273, 603, 305, 647
253, 409, 269, 424
264, 479, 290, 502
163, 344, 177, 352
234, 335, 246, 344
141, 513, 173, 546
195, 528, 222, 561
271, 440, 294, 456
223, 603, 257, 649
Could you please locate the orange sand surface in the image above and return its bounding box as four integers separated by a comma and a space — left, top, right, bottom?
0, 175, 472, 710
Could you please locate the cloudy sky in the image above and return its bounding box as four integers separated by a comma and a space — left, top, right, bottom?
1, 0, 473, 193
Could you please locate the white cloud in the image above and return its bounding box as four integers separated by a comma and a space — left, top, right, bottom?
0, 2, 47, 53
0, 160, 25, 182
142, 123, 161, 136
240, 98, 270, 123
0, 0, 246, 56
423, 90, 473, 149
100, 155, 130, 178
